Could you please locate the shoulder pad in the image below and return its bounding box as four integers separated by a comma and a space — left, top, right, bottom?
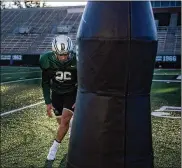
39, 53, 50, 69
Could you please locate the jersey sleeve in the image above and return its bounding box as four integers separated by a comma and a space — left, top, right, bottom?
41, 70, 52, 104
39, 54, 51, 104
39, 53, 50, 70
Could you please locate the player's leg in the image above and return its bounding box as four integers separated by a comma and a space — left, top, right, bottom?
46, 91, 76, 161
61, 90, 77, 138
56, 108, 73, 142
54, 91, 75, 143
47, 101, 73, 161
45, 108, 73, 166
46, 92, 63, 161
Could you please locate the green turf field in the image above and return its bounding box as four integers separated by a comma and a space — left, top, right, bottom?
0, 66, 181, 168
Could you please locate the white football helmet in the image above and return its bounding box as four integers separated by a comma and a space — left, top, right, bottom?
52, 35, 73, 62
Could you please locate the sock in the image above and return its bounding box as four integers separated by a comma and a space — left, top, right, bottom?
52, 139, 60, 149
47, 140, 60, 160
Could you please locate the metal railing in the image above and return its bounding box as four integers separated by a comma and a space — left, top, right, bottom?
157, 26, 181, 55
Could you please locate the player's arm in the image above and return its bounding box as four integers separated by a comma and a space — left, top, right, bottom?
41, 69, 52, 105
41, 69, 55, 117
39, 54, 52, 105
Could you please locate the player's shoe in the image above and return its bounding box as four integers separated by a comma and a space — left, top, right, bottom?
47, 147, 57, 161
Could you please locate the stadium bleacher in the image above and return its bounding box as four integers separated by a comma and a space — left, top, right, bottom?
0, 6, 181, 67
157, 26, 181, 55
1, 7, 83, 54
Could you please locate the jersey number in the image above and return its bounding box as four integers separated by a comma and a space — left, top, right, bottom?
55, 71, 71, 82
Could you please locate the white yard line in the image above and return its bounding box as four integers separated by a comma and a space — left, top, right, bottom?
1, 66, 39, 69
1, 101, 44, 117
1, 77, 181, 85
154, 74, 180, 76
151, 112, 181, 119
155, 106, 181, 112
1, 101, 61, 118
152, 106, 181, 119
176, 75, 181, 80
1, 71, 40, 75
155, 106, 167, 112
1, 78, 41, 85
155, 69, 180, 71
152, 79, 181, 83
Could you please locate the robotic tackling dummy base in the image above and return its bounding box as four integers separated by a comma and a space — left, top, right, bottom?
67, 1, 157, 168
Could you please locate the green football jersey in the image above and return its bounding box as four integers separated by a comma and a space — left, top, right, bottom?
39, 51, 77, 104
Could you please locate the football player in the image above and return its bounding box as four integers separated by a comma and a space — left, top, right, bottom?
39, 35, 77, 162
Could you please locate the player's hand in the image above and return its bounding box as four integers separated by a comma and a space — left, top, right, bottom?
72, 103, 76, 109
46, 104, 54, 118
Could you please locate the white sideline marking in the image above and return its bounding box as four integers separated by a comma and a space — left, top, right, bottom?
177, 75, 181, 80
155, 106, 181, 112
152, 79, 181, 83
1, 71, 40, 75
1, 66, 39, 69
151, 112, 181, 119
1, 101, 61, 119
1, 78, 180, 85
0, 78, 41, 85
156, 69, 180, 71
151, 106, 181, 119
1, 101, 44, 117
155, 106, 167, 112
154, 74, 181, 76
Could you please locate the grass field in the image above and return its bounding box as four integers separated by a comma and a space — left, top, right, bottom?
0, 66, 181, 168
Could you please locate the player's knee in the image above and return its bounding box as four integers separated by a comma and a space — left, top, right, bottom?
62, 110, 73, 119
59, 109, 73, 127
60, 116, 71, 127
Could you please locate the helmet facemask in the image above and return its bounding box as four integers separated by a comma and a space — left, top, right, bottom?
54, 52, 72, 63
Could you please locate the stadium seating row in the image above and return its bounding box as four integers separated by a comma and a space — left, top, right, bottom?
1, 7, 181, 55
